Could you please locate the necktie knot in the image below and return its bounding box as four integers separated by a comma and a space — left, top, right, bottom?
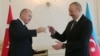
73, 21, 77, 24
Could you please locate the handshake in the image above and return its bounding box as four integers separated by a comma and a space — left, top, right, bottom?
36, 26, 56, 34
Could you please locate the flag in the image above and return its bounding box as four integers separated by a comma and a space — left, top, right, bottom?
1, 5, 13, 56
85, 3, 100, 56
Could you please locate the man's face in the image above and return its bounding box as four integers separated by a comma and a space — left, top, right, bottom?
21, 11, 32, 24
69, 5, 80, 20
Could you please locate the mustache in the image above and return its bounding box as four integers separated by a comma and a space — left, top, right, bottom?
70, 14, 74, 16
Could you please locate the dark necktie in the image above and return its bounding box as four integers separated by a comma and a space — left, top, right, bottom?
71, 21, 77, 30
23, 25, 32, 43
23, 25, 28, 30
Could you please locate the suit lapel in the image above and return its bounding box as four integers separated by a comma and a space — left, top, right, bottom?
70, 15, 85, 31
16, 19, 32, 43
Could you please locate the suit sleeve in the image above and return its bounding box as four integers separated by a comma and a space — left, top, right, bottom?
29, 30, 37, 37
51, 22, 71, 42
53, 31, 67, 42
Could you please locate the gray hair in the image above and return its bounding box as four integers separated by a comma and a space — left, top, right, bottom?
20, 8, 32, 16
69, 2, 82, 11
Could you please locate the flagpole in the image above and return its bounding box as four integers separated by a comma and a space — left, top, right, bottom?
86, 0, 88, 4
9, 0, 11, 3
9, 0, 11, 5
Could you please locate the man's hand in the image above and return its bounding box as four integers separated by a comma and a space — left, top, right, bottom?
52, 41, 63, 50
48, 26, 56, 35
36, 27, 46, 33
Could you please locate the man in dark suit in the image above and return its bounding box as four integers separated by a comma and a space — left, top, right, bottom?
48, 2, 93, 56
8, 8, 46, 56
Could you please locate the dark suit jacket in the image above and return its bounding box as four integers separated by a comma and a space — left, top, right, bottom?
8, 19, 37, 56
52, 15, 92, 56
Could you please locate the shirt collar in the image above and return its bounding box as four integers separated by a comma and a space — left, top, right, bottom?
18, 18, 25, 25
75, 13, 82, 22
